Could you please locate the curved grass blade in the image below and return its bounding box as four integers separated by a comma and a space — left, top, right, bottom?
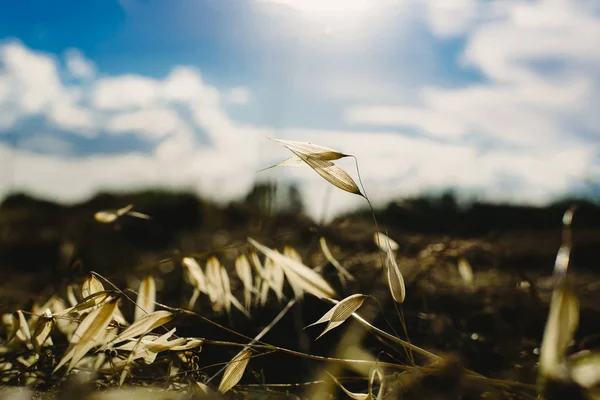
326, 371, 370, 400
135, 275, 156, 321
539, 285, 579, 379
81, 274, 104, 299
306, 294, 366, 339
182, 257, 207, 293
292, 150, 362, 196
218, 349, 251, 394
384, 240, 405, 303
457, 258, 474, 284
249, 237, 336, 299
54, 297, 120, 372
271, 139, 348, 160
107, 310, 173, 348
32, 313, 54, 352
235, 255, 253, 310
373, 232, 398, 252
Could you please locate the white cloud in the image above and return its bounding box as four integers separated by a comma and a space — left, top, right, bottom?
346, 0, 600, 150
64, 48, 96, 79
106, 107, 186, 140
418, 0, 481, 37
161, 67, 220, 105
225, 87, 251, 105
92, 75, 160, 110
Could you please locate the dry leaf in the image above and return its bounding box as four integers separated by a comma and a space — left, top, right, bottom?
54, 297, 120, 372
539, 285, 579, 379
108, 310, 173, 347
283, 245, 302, 263
306, 294, 366, 339
218, 349, 251, 394
570, 352, 600, 389
249, 238, 336, 299
135, 275, 156, 321
293, 151, 362, 196
94, 211, 119, 224
384, 241, 405, 303
81, 275, 104, 299
326, 371, 370, 400
55, 291, 113, 317
235, 255, 253, 310
182, 257, 207, 293
32, 313, 54, 352
125, 210, 151, 220
270, 139, 361, 196
271, 139, 348, 160
373, 232, 398, 253
16, 310, 31, 345
457, 258, 474, 284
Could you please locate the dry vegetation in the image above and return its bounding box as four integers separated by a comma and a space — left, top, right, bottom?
0, 141, 599, 399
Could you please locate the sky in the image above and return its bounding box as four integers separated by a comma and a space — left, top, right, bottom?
0, 0, 599, 220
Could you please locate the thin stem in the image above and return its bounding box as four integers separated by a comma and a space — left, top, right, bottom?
205, 298, 297, 384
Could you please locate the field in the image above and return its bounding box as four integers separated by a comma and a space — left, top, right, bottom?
0, 185, 599, 399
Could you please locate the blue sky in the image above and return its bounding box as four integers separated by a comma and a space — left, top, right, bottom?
1, 0, 599, 219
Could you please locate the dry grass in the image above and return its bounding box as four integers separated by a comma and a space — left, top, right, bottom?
0, 142, 598, 399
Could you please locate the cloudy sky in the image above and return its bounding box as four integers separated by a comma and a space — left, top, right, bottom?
1, 0, 599, 220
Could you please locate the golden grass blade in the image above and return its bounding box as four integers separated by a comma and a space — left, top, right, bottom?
292, 150, 362, 196
125, 210, 152, 220
229, 295, 252, 318
58, 297, 120, 372
457, 258, 474, 284
182, 257, 207, 294
249, 238, 336, 299
283, 245, 302, 263
271, 138, 348, 160
66, 284, 78, 307
384, 240, 405, 303
265, 257, 284, 303
326, 371, 370, 400
188, 288, 200, 310
16, 310, 31, 345
5, 312, 20, 343
170, 338, 203, 351
94, 211, 118, 224
258, 279, 270, 307
108, 310, 174, 347
570, 353, 600, 389
539, 286, 579, 379
307, 294, 366, 340
116, 204, 134, 216
205, 256, 223, 308
249, 251, 266, 280
373, 232, 398, 252
220, 266, 232, 316
55, 291, 113, 317
319, 237, 354, 285
81, 274, 105, 299
258, 155, 306, 172
135, 275, 156, 321
218, 349, 251, 394
32, 313, 54, 352
235, 255, 253, 310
